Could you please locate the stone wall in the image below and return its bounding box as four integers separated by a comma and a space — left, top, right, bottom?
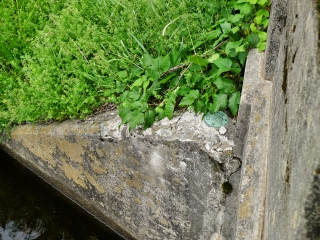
264, 0, 320, 239
1, 111, 240, 240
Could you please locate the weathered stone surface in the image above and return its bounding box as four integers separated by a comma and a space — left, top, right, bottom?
264, 0, 288, 81
2, 1, 320, 238
1, 110, 240, 240
263, 0, 320, 239
233, 49, 272, 240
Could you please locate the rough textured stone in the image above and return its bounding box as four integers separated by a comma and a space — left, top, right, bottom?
1, 110, 240, 240
263, 0, 320, 239
233, 49, 272, 240
2, 1, 320, 238
264, 0, 288, 81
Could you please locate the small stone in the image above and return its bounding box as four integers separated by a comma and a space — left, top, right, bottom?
205, 142, 213, 151
223, 147, 233, 152
219, 126, 227, 135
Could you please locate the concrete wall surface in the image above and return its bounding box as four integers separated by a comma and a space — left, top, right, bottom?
264, 0, 320, 239
1, 110, 241, 240
1, 0, 320, 239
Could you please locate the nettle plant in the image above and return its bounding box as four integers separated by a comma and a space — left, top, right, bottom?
119, 0, 270, 130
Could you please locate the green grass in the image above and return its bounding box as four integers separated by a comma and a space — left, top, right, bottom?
0, 0, 270, 134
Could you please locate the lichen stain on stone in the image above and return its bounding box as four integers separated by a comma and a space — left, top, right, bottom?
11, 126, 57, 167
83, 171, 105, 193
246, 165, 254, 175
135, 171, 155, 186
57, 137, 87, 163
239, 187, 254, 219
254, 112, 261, 123
95, 147, 106, 158
115, 184, 125, 195
132, 177, 144, 190
251, 138, 257, 148
128, 156, 142, 167
91, 160, 108, 175
59, 156, 88, 189
135, 198, 142, 205
58, 155, 105, 193
159, 218, 169, 226
115, 147, 124, 156
293, 210, 298, 228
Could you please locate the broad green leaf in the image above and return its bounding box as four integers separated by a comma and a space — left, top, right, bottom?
228, 14, 244, 24
129, 110, 144, 131
127, 89, 141, 101
225, 40, 242, 56
179, 96, 196, 106
117, 70, 128, 78
237, 0, 257, 3
141, 54, 154, 67
246, 32, 260, 46
131, 75, 147, 89
261, 18, 269, 28
164, 101, 175, 119
231, 26, 241, 34
208, 54, 220, 63
254, 10, 269, 25
176, 86, 191, 96
179, 89, 200, 106
193, 99, 205, 113
131, 101, 148, 112
157, 55, 171, 72
143, 79, 150, 91
155, 106, 166, 120
144, 109, 156, 129
188, 55, 209, 66
212, 77, 237, 93
258, 31, 268, 41
193, 40, 205, 50
236, 45, 246, 53
213, 58, 233, 70
220, 21, 232, 34
119, 106, 132, 124
160, 73, 176, 84
257, 0, 270, 6
234, 3, 254, 16
212, 33, 228, 49
257, 41, 267, 52
210, 93, 228, 113
204, 28, 222, 40
146, 69, 160, 81
238, 51, 248, 65
250, 23, 258, 32
147, 80, 161, 93
228, 91, 241, 116
130, 65, 143, 77
188, 90, 200, 99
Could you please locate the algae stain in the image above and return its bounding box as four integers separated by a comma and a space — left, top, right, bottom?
239, 187, 254, 219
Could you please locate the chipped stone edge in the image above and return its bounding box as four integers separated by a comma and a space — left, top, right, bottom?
234, 49, 272, 240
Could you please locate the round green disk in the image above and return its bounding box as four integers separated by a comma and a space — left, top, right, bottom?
204, 111, 228, 128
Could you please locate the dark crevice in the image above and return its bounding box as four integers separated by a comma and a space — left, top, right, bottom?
292, 49, 298, 63
282, 46, 289, 94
